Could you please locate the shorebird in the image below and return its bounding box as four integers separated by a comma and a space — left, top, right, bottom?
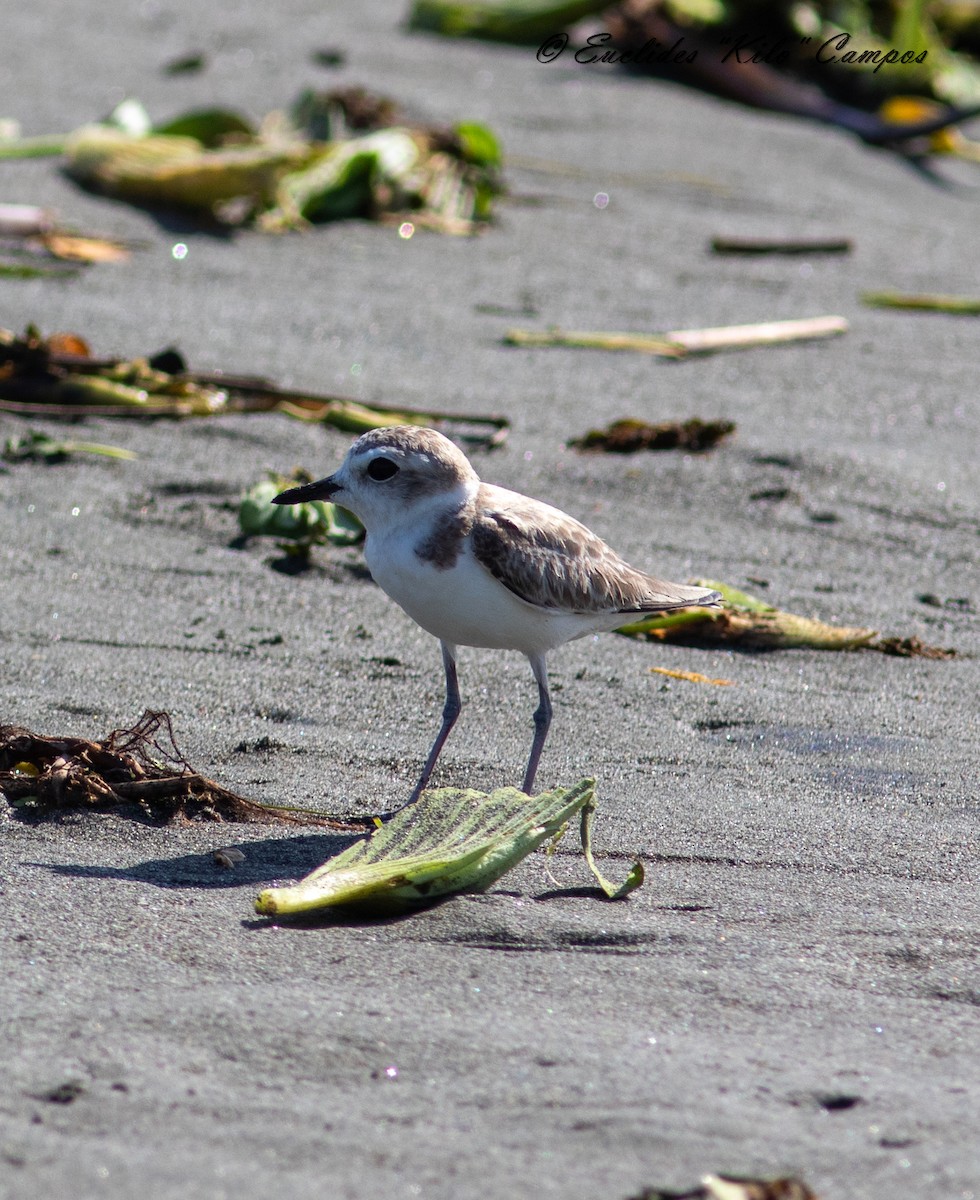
274, 427, 720, 799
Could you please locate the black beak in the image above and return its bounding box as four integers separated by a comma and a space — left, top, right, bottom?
272, 475, 341, 505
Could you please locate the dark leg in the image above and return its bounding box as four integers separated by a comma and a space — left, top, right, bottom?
521, 653, 552, 795
408, 641, 461, 803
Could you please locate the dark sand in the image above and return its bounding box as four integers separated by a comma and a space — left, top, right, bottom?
1, 3, 978, 1198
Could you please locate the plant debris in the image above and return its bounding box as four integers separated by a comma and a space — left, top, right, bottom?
1, 89, 503, 234
505, 316, 848, 358
710, 236, 851, 255
162, 52, 207, 76
413, 0, 980, 154
255, 778, 643, 917
0, 325, 509, 447
569, 417, 735, 453
0, 711, 347, 825
0, 202, 134, 276
650, 667, 735, 685
617, 580, 956, 657
2, 428, 136, 463
239, 470, 364, 559
409, 0, 613, 43
862, 290, 980, 313
628, 1173, 818, 1200
873, 635, 956, 659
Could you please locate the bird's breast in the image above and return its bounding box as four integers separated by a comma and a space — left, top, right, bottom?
364, 530, 595, 653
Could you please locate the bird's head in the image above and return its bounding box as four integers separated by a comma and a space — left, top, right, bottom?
272, 426, 479, 531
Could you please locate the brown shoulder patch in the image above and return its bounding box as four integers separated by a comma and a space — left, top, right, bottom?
415, 504, 474, 570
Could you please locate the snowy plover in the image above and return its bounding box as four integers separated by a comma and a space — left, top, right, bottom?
274, 427, 720, 799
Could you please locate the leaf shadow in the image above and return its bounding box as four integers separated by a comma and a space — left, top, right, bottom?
25, 829, 360, 891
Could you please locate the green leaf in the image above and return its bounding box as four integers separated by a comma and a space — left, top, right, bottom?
455, 121, 502, 167
580, 797, 644, 899
254, 778, 642, 916
153, 108, 256, 147
268, 130, 420, 226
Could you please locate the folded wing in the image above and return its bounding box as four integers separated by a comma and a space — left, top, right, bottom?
470, 487, 721, 615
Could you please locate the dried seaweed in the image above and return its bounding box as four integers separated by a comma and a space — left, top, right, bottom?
0, 711, 346, 825
873, 635, 957, 659
570, 417, 735, 453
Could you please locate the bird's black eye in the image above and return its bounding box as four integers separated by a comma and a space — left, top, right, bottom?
366, 456, 398, 481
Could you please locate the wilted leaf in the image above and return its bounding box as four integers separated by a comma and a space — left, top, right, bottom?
238, 472, 364, 555
265, 130, 419, 228
255, 778, 642, 916
65, 125, 309, 214
618, 580, 878, 650
618, 580, 954, 657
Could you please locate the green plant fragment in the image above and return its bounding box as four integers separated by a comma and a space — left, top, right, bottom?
2, 430, 136, 463
616, 579, 878, 649
255, 777, 642, 915
455, 121, 502, 167
580, 797, 644, 899
616, 579, 953, 656
862, 290, 980, 313
239, 473, 364, 554
153, 108, 256, 146
407, 0, 617, 43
